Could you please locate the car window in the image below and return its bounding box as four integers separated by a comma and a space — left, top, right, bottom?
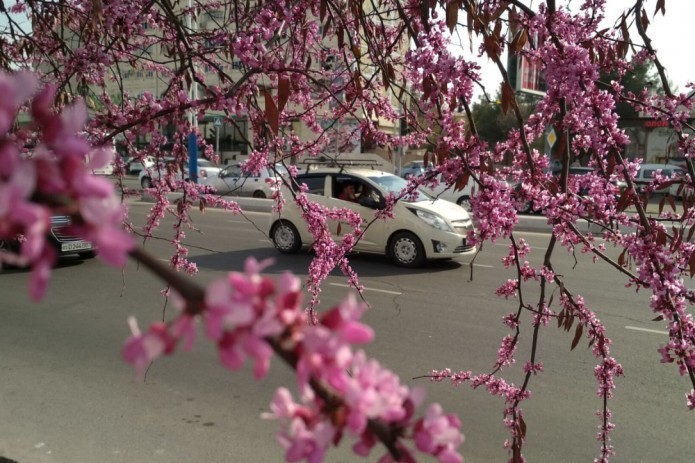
222, 165, 242, 177
295, 174, 326, 195
274, 163, 288, 176
198, 159, 214, 168
367, 174, 431, 202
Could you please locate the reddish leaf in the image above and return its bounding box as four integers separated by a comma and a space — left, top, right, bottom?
337, 222, 342, 236
278, 77, 290, 112
446, 1, 458, 34
655, 0, 666, 15
387, 63, 396, 81
640, 190, 649, 209
337, 25, 345, 48
656, 229, 667, 247
652, 315, 664, 322
557, 308, 565, 328
571, 323, 584, 350
305, 55, 312, 70
436, 147, 447, 166
483, 34, 500, 61
618, 248, 627, 267
687, 224, 695, 242
501, 82, 514, 115
352, 44, 361, 60
640, 7, 650, 31
381, 65, 389, 90
423, 75, 433, 99
616, 188, 631, 212
323, 15, 332, 38
666, 194, 676, 212
511, 29, 528, 53
353, 70, 362, 95
670, 226, 683, 252
620, 14, 630, 43
519, 416, 527, 438
493, 18, 502, 40
320, 0, 327, 21
264, 89, 279, 136
508, 6, 520, 33
454, 172, 470, 192
490, 3, 507, 22
689, 253, 695, 278
199, 197, 206, 213
564, 313, 574, 332
658, 195, 665, 214
423, 151, 430, 168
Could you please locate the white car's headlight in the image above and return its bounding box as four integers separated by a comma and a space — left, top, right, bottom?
413, 209, 454, 232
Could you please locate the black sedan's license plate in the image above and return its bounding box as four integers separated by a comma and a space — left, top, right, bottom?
61, 241, 92, 252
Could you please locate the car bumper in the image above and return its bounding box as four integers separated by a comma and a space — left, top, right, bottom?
423, 230, 476, 259
50, 216, 95, 256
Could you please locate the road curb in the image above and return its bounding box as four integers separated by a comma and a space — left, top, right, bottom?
141, 192, 656, 234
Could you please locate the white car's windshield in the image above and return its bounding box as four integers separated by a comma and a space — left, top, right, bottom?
367, 174, 432, 202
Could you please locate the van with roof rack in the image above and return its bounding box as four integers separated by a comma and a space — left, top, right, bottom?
268, 158, 476, 267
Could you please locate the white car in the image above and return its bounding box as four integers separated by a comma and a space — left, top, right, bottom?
396, 160, 427, 178
420, 173, 476, 210
268, 166, 476, 267
205, 162, 288, 198
634, 163, 690, 197
125, 156, 155, 175
139, 158, 222, 188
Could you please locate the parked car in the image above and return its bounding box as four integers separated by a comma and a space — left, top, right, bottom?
268, 165, 476, 267
87, 154, 115, 176
139, 158, 222, 188
634, 163, 689, 197
515, 166, 624, 214
125, 156, 155, 175
1, 215, 96, 268
205, 162, 288, 198
396, 161, 427, 179
419, 174, 480, 211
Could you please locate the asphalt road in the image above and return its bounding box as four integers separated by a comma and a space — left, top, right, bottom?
0, 200, 693, 463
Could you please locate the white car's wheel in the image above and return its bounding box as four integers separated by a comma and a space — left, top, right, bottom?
456, 195, 471, 211
389, 232, 425, 268
141, 176, 152, 188
270, 220, 301, 254
253, 190, 266, 199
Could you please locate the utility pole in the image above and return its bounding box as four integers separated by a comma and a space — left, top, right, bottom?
187, 0, 199, 183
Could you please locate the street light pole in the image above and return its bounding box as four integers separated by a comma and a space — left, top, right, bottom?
187, 0, 199, 183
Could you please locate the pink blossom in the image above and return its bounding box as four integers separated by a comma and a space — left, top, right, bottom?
413, 403, 464, 463
122, 317, 170, 381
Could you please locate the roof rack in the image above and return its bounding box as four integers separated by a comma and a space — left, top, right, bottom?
300, 155, 382, 173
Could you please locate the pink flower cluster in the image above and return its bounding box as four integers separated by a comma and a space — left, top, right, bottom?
122, 257, 464, 462
0, 71, 134, 299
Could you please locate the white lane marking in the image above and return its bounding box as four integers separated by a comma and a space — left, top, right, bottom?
625, 326, 667, 335
472, 263, 494, 268
330, 283, 402, 295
